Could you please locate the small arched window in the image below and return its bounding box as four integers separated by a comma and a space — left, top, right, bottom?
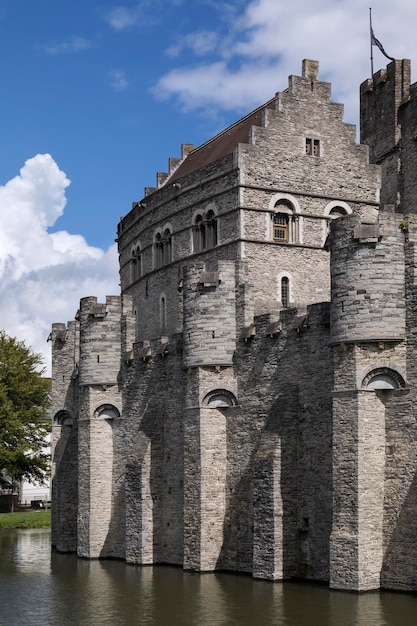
163, 228, 172, 265
206, 210, 218, 248
160, 295, 167, 331
136, 245, 142, 279
131, 245, 142, 283
273, 213, 289, 242
130, 249, 137, 283
272, 201, 298, 243
193, 214, 205, 252
154, 233, 163, 269
281, 277, 290, 308
193, 210, 217, 252
366, 375, 398, 390
94, 404, 120, 420
203, 389, 238, 408
154, 229, 172, 269
54, 410, 73, 427
362, 367, 406, 390
329, 206, 348, 219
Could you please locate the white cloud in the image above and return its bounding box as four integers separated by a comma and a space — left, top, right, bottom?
103, 1, 158, 31
42, 36, 93, 55
104, 5, 140, 30
103, 0, 184, 31
153, 0, 417, 126
0, 155, 119, 374
109, 69, 130, 91
166, 31, 220, 58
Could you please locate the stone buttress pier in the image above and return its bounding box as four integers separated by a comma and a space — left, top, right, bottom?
182, 260, 238, 571
329, 212, 406, 590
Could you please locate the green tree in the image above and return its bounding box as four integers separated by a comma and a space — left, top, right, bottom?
0, 331, 50, 502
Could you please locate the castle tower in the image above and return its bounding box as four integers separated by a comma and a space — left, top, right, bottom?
360, 59, 411, 209
50, 320, 79, 552
76, 295, 124, 559
182, 260, 239, 571
329, 212, 407, 591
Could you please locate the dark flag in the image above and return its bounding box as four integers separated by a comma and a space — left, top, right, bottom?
371, 27, 395, 61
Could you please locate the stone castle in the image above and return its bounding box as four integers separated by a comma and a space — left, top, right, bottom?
50, 58, 417, 592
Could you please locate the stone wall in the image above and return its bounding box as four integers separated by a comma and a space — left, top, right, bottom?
50, 58, 417, 593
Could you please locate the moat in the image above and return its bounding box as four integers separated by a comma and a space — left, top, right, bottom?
1, 529, 417, 626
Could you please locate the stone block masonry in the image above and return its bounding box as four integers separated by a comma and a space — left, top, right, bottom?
50, 58, 417, 592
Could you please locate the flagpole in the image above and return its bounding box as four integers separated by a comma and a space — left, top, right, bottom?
369, 7, 374, 76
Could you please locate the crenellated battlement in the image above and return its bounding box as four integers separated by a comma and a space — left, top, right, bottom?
51, 58, 417, 592
77, 295, 123, 387
330, 211, 406, 345
182, 260, 237, 367
360, 59, 411, 209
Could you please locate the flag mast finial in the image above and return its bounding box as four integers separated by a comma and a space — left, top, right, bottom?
369, 8, 395, 74
369, 7, 374, 77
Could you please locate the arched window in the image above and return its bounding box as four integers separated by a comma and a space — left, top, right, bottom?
329, 206, 348, 219
323, 202, 353, 244
273, 213, 289, 242
130, 249, 137, 283
193, 214, 204, 252
361, 365, 406, 389
362, 367, 406, 390
131, 245, 142, 283
160, 295, 167, 331
94, 404, 120, 420
203, 389, 238, 407
136, 245, 142, 279
193, 210, 218, 252
272, 201, 298, 243
163, 228, 172, 265
154, 229, 173, 269
281, 277, 290, 308
54, 410, 73, 427
154, 232, 163, 269
366, 375, 398, 390
206, 210, 218, 248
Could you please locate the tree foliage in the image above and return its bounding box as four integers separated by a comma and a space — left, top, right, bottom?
0, 331, 50, 486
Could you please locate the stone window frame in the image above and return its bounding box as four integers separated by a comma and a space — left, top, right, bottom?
202, 388, 238, 408
268, 193, 302, 245
192, 203, 218, 253
281, 276, 290, 308
273, 212, 290, 242
153, 223, 173, 269
130, 241, 142, 283
305, 137, 320, 156
361, 366, 406, 391
277, 271, 293, 308
93, 404, 121, 420
159, 292, 167, 332
54, 410, 73, 427
323, 200, 353, 243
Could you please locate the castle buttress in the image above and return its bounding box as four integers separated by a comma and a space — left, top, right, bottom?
50, 59, 417, 592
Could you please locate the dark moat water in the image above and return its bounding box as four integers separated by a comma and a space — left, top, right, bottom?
1, 529, 417, 626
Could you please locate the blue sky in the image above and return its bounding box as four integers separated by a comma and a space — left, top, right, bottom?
0, 0, 416, 370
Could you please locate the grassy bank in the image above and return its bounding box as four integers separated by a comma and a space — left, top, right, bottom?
0, 510, 51, 529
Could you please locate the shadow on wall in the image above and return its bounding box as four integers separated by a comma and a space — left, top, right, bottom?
216, 385, 332, 580
99, 418, 126, 559
381, 390, 417, 591
52, 422, 78, 553
52, 379, 79, 553
121, 354, 185, 566
214, 308, 333, 580
215, 388, 300, 578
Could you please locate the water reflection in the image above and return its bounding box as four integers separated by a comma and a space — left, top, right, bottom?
0, 529, 417, 626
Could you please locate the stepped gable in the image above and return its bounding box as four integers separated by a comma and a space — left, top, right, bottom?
167, 97, 276, 183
